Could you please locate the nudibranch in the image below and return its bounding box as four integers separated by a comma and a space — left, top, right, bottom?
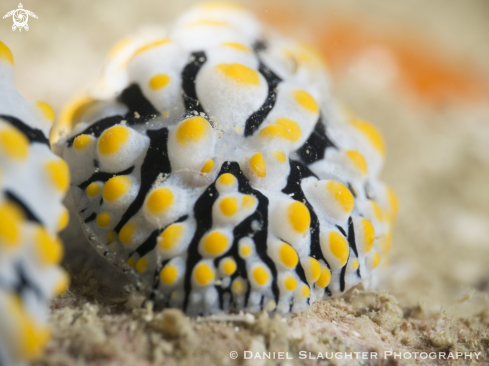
0, 42, 69, 365
54, 2, 397, 316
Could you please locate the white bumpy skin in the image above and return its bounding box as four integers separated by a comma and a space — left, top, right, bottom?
54, 2, 398, 316
0, 42, 70, 366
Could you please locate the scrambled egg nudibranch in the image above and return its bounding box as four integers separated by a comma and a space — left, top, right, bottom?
55, 2, 397, 316
0, 41, 69, 366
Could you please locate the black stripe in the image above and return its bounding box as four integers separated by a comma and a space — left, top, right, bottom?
5, 190, 42, 224
281, 161, 330, 269
0, 114, 49, 146
77, 166, 135, 189
244, 62, 282, 137
347, 216, 359, 257
84, 212, 96, 223
297, 115, 336, 165
181, 51, 207, 115
114, 128, 171, 233
118, 84, 160, 121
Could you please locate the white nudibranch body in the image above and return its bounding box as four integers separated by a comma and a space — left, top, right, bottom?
54, 2, 398, 316
0, 41, 69, 366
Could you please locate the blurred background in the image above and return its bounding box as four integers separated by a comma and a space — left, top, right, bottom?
1, 0, 488, 314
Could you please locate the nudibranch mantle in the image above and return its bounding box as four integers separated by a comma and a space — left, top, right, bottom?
0, 41, 69, 366
55, 3, 397, 316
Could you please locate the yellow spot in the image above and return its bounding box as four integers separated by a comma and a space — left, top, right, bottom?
131, 39, 171, 60
361, 218, 375, 254
346, 150, 368, 175
36, 102, 55, 124
45, 160, 70, 193
194, 262, 215, 286
220, 196, 238, 216
242, 195, 255, 208
221, 258, 237, 276
119, 222, 137, 244
127, 257, 136, 267
136, 257, 148, 274
279, 243, 299, 269
351, 119, 386, 156
0, 203, 22, 247
0, 41, 14, 64
57, 208, 70, 232
288, 201, 311, 233
188, 20, 229, 28
305, 257, 321, 283
316, 267, 331, 288
98, 126, 130, 155
54, 95, 95, 144
276, 117, 302, 142
149, 74, 171, 90
108, 37, 132, 58
222, 42, 250, 52
382, 231, 392, 254
301, 284, 310, 298
253, 266, 270, 286
284, 276, 297, 291
351, 258, 359, 270
158, 223, 184, 251
106, 230, 117, 243
34, 227, 63, 266
163, 111, 169, 118
372, 201, 384, 221
73, 134, 93, 151
86, 182, 101, 197
103, 176, 131, 202
0, 127, 29, 159
203, 231, 229, 256
239, 244, 252, 258
217, 63, 260, 86
326, 181, 355, 214
273, 150, 287, 163
201, 159, 215, 174
7, 294, 51, 360
54, 270, 70, 295
160, 265, 178, 285
250, 152, 266, 177
147, 187, 174, 215
96, 212, 111, 228
258, 124, 290, 140
218, 173, 236, 185
232, 279, 245, 294
294, 90, 318, 114
371, 251, 381, 269
175, 116, 210, 144
329, 231, 349, 266
387, 187, 399, 217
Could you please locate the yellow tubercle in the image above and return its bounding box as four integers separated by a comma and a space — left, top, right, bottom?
351, 119, 386, 156
202, 231, 229, 256
146, 187, 174, 215
284, 276, 297, 291
217, 63, 260, 86
34, 227, 64, 266
119, 222, 137, 244
275, 117, 302, 142
45, 160, 70, 193
160, 265, 178, 285
96, 212, 111, 228
220, 196, 238, 216
294, 90, 318, 114
252, 266, 270, 286
73, 134, 93, 151
0, 127, 29, 160
200, 159, 215, 174
250, 152, 266, 177
329, 231, 349, 266
102, 176, 131, 202
176, 116, 210, 144
98, 126, 130, 155
158, 223, 184, 251
316, 267, 331, 288
346, 150, 368, 175
0, 41, 14, 64
36, 102, 55, 124
149, 74, 171, 90
288, 201, 311, 234
326, 181, 355, 214
279, 243, 299, 269
194, 262, 215, 286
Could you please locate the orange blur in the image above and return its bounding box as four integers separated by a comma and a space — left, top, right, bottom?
259, 9, 489, 107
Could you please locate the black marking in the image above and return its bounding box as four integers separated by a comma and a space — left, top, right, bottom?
114, 128, 171, 233
253, 40, 267, 52
347, 183, 357, 198
282, 161, 330, 269
78, 166, 134, 189
5, 191, 42, 224
324, 287, 332, 297
347, 216, 358, 257
336, 225, 347, 237
294, 260, 309, 287
0, 115, 50, 146
93, 159, 99, 168
244, 62, 282, 137
297, 116, 336, 165
339, 264, 347, 292
14, 262, 44, 301
181, 51, 207, 115
118, 84, 160, 121
84, 212, 96, 223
